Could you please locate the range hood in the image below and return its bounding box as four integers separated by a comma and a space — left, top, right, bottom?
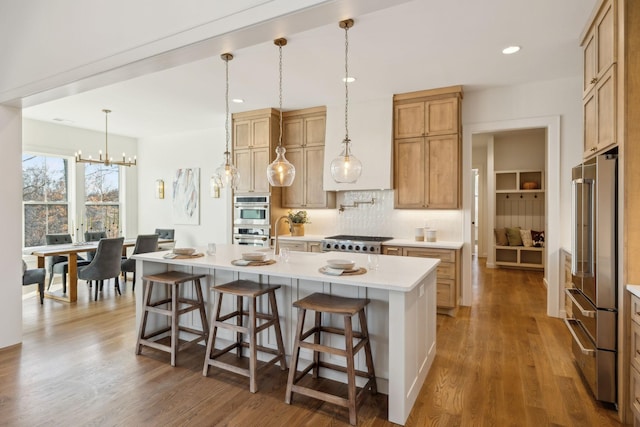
323, 97, 393, 191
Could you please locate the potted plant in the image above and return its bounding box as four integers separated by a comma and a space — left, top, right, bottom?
286, 210, 310, 236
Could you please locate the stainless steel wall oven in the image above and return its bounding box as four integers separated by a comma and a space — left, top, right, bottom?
233, 193, 270, 247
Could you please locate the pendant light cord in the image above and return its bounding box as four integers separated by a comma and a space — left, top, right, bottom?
278, 43, 283, 147
225, 56, 230, 156
344, 23, 349, 143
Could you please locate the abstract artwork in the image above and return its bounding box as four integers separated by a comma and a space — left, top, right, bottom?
172, 168, 200, 225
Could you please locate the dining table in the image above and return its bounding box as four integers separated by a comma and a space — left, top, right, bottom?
27, 238, 174, 303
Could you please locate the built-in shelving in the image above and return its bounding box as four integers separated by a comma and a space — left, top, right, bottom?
495, 170, 544, 193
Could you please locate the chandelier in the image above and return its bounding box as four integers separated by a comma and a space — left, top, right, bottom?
330, 19, 362, 183
75, 109, 136, 167
213, 53, 240, 190
267, 37, 296, 187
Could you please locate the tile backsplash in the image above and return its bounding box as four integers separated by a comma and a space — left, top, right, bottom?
303, 190, 464, 242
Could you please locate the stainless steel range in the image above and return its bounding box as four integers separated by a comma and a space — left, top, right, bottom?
321, 235, 393, 254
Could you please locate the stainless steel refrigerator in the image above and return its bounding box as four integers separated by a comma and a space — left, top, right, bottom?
565, 152, 617, 405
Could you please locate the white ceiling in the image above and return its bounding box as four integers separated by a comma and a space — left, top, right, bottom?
22, 0, 598, 139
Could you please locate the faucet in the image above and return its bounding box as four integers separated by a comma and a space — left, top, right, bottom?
273, 216, 288, 256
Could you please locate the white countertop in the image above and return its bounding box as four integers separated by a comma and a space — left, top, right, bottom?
133, 244, 439, 293
383, 238, 463, 250
274, 234, 325, 242
627, 284, 640, 298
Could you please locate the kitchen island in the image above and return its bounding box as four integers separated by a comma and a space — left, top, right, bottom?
133, 245, 439, 425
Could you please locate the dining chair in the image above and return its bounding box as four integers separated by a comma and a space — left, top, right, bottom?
78, 237, 125, 301
22, 260, 46, 304
45, 233, 90, 292
84, 231, 107, 261
155, 228, 175, 250
121, 234, 159, 290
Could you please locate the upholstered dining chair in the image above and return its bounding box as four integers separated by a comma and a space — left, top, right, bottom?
121, 234, 159, 290
22, 260, 46, 304
154, 228, 175, 250
45, 233, 90, 292
84, 231, 107, 261
78, 237, 124, 301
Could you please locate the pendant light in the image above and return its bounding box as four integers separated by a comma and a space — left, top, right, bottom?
213, 53, 240, 190
75, 109, 136, 167
266, 38, 296, 187
330, 19, 362, 183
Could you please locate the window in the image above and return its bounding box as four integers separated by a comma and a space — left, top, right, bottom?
22, 154, 69, 247
85, 163, 120, 237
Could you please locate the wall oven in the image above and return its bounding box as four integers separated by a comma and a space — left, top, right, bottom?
564, 152, 617, 405
233, 226, 270, 247
233, 193, 270, 226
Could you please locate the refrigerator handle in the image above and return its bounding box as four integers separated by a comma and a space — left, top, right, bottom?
572, 178, 594, 277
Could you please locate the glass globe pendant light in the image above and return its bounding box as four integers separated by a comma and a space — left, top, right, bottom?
267, 38, 296, 187
213, 53, 240, 190
330, 18, 362, 183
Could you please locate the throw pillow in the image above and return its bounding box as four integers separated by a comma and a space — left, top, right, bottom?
506, 227, 523, 246
494, 228, 509, 246
532, 230, 545, 247
520, 229, 533, 247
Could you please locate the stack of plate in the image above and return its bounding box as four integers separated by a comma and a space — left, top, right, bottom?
242, 252, 267, 262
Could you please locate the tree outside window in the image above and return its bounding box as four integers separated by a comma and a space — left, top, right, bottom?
22, 155, 69, 247
85, 163, 120, 237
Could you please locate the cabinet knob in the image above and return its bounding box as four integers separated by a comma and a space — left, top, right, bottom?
591, 147, 597, 152
590, 77, 597, 84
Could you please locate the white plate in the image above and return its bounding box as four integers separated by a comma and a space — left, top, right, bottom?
173, 247, 195, 256
242, 252, 267, 261
326, 258, 356, 270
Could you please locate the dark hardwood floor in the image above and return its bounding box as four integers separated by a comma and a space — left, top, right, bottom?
1, 259, 626, 426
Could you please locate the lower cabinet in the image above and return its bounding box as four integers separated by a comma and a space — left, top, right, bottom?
631, 293, 640, 425
383, 245, 460, 315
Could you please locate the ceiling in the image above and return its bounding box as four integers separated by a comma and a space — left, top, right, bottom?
22, 0, 598, 139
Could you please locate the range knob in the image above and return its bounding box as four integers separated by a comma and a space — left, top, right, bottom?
355, 245, 361, 251
333, 244, 339, 250
369, 247, 376, 252
325, 243, 331, 250
340, 244, 346, 250
348, 245, 353, 250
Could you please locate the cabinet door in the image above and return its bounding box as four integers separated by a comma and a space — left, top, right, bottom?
279, 241, 307, 252
425, 97, 459, 136
308, 241, 322, 253
234, 119, 251, 149
251, 147, 270, 193
596, 65, 616, 151
282, 148, 304, 207
234, 149, 252, 193
394, 138, 425, 208
583, 89, 597, 156
583, 30, 596, 97
252, 117, 271, 148
305, 116, 326, 147
283, 117, 303, 148
426, 135, 459, 208
304, 146, 327, 208
394, 102, 425, 139
595, 0, 615, 77
383, 246, 403, 256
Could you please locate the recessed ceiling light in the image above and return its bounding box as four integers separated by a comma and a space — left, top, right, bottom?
232, 98, 244, 103
502, 46, 521, 55
342, 77, 356, 83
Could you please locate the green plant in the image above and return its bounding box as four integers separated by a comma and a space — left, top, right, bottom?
286, 210, 310, 224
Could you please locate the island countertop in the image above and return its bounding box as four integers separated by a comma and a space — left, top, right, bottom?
133, 244, 439, 293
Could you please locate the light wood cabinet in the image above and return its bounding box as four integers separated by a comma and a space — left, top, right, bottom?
278, 240, 322, 253
581, 0, 617, 158
383, 245, 460, 314
232, 109, 279, 193
393, 86, 462, 209
281, 107, 335, 209
631, 293, 640, 425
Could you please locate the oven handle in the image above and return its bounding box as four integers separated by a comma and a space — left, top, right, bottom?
234, 236, 268, 241
565, 288, 596, 318
563, 318, 595, 356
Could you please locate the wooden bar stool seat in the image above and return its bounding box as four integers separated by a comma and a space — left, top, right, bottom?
285, 292, 377, 425
203, 279, 286, 393
136, 271, 209, 367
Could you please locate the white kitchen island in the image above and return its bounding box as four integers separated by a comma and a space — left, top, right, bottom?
133, 245, 439, 425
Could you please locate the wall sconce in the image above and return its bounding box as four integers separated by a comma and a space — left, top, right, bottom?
155, 179, 165, 199
210, 177, 220, 198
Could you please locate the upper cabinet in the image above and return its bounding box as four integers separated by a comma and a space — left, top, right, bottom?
581, 0, 617, 158
281, 106, 335, 209
232, 108, 279, 193
393, 86, 463, 209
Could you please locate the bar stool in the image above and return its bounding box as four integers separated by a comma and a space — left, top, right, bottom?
136, 271, 209, 367
285, 292, 377, 426
203, 279, 287, 393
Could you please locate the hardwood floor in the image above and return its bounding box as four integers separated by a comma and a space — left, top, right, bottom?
1, 260, 626, 426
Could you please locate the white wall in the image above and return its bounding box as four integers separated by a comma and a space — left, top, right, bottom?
22, 119, 139, 238
137, 127, 230, 247
0, 106, 23, 348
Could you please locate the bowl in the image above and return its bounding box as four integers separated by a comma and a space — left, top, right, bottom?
173, 247, 195, 256
242, 252, 267, 262
326, 259, 356, 270
521, 181, 539, 190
